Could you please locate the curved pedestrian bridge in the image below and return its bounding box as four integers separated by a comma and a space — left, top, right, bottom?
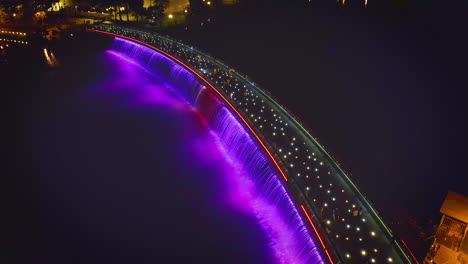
88, 24, 418, 264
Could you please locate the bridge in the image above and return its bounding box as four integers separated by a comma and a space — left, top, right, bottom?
88, 24, 419, 264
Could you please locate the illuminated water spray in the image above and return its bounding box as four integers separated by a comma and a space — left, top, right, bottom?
110, 37, 324, 264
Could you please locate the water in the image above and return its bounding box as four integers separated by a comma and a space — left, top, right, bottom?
110, 37, 323, 264
6, 34, 322, 264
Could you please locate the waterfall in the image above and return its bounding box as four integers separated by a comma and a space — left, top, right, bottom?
110, 37, 324, 264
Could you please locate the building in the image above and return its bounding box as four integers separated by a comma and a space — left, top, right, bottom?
49, 0, 74, 11
425, 191, 468, 264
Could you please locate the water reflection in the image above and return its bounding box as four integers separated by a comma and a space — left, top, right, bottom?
43, 47, 59, 66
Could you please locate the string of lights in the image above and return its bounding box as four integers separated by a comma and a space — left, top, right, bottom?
88, 24, 418, 264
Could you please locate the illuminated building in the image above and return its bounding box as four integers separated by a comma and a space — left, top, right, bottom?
49, 0, 74, 11
424, 191, 468, 264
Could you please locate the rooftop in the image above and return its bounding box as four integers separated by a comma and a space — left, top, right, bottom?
440, 191, 468, 224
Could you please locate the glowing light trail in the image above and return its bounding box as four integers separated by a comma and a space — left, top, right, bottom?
87, 28, 341, 264
301, 205, 335, 264
401, 240, 421, 264
87, 29, 289, 183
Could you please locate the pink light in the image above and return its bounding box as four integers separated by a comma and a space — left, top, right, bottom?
87, 29, 289, 183
88, 29, 338, 263
301, 205, 335, 264
401, 239, 420, 264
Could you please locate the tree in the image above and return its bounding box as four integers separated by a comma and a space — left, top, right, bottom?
0, 0, 22, 23
147, 0, 169, 25
128, 0, 144, 22
34, 0, 55, 10
0, 5, 9, 24
118, 0, 123, 21
106, 0, 121, 21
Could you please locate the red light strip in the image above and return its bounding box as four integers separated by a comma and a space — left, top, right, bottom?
87, 28, 288, 183
301, 205, 335, 264
88, 28, 340, 264
401, 239, 421, 264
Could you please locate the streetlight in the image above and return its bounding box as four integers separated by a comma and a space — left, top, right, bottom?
168, 14, 173, 19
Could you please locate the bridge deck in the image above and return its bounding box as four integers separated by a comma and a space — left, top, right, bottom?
89, 24, 418, 264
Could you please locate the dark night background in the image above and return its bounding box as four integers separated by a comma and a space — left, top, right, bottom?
3, 0, 468, 262
163, 0, 468, 256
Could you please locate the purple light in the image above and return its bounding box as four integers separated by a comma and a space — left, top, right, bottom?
206, 108, 323, 264
104, 37, 325, 264
86, 50, 191, 112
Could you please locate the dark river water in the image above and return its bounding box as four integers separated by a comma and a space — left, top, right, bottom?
4, 4, 467, 259
5, 33, 279, 264
162, 5, 468, 257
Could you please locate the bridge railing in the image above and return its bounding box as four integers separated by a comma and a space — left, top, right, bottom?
89, 24, 417, 264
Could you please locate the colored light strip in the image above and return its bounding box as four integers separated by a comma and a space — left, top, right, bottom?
301, 205, 335, 264
401, 239, 420, 264
87, 29, 289, 182
87, 28, 340, 263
